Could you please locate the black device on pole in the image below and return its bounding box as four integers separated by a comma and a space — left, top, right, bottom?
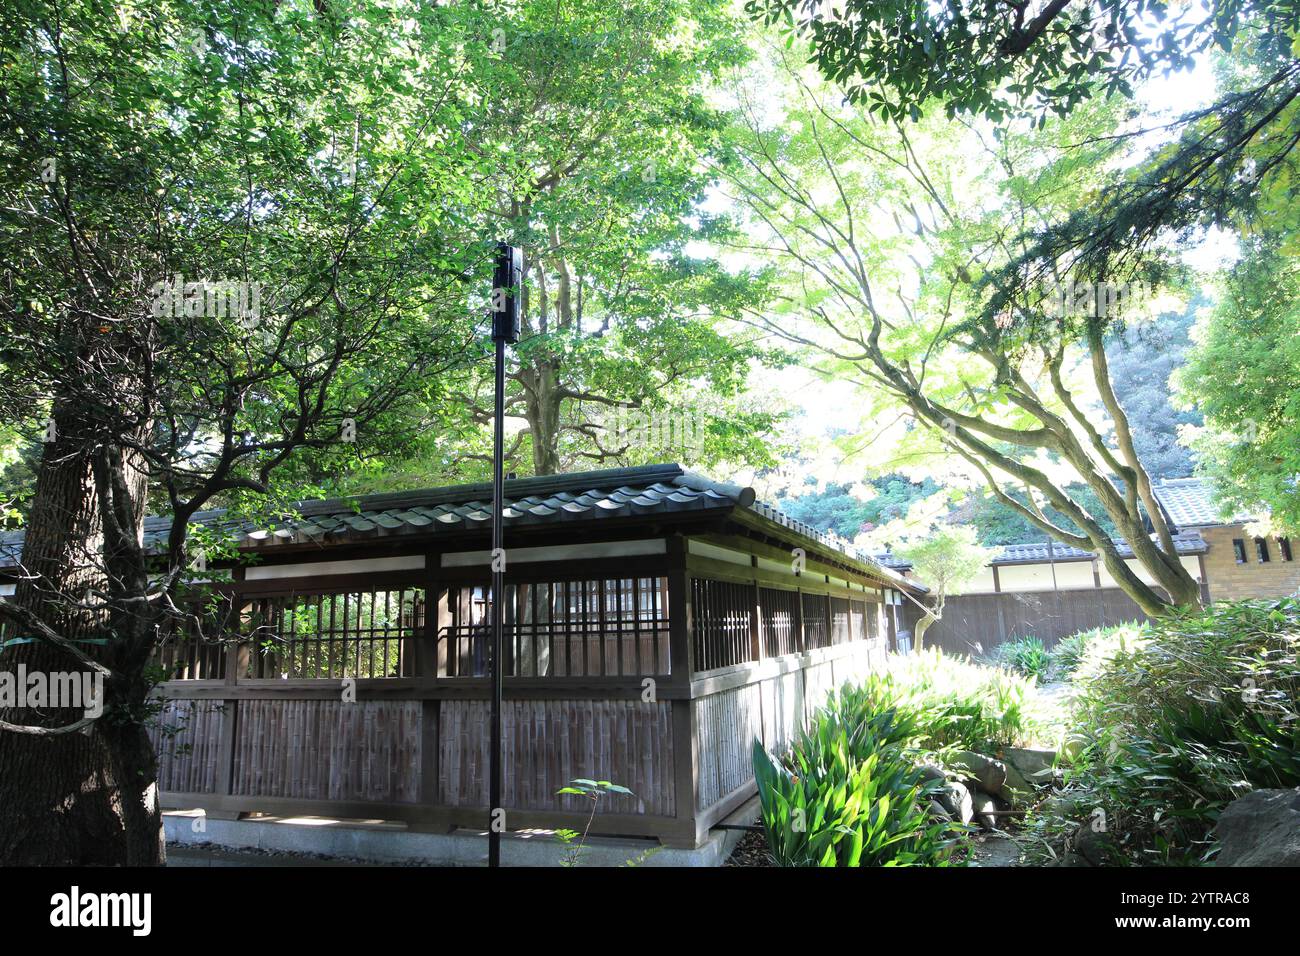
488, 242, 520, 868
492, 242, 522, 344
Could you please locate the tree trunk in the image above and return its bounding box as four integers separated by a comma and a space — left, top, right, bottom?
523, 357, 563, 476
101, 718, 166, 866
0, 404, 128, 863
0, 403, 162, 865
913, 611, 935, 652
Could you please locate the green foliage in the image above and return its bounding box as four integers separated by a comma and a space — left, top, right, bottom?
893, 525, 990, 605
752, 684, 959, 867
990, 637, 1052, 682
1042, 602, 1300, 865
372, 0, 783, 479
752, 651, 1051, 866
775, 475, 938, 540
720, 34, 1205, 613
962, 484, 1120, 547
554, 778, 636, 867
1105, 305, 1203, 481
1051, 622, 1149, 684
748, 0, 1299, 124
1, 0, 483, 504
1178, 238, 1300, 536
887, 649, 1046, 753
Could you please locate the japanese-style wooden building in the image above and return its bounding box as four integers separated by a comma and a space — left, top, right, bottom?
4, 464, 927, 848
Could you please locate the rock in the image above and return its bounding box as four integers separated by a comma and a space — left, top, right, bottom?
1052, 851, 1089, 867
1040, 791, 1090, 819
1073, 823, 1111, 866
1059, 735, 1087, 765
969, 834, 1021, 867
928, 799, 952, 822
973, 793, 1000, 831
937, 781, 974, 825
1001, 762, 1033, 802
1002, 746, 1057, 782
951, 750, 1008, 797
917, 763, 947, 784
1214, 788, 1300, 866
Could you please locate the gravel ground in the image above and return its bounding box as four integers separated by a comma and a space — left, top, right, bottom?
722, 829, 773, 867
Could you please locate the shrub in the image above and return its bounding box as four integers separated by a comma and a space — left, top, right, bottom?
888, 647, 1046, 751
989, 636, 1052, 681
1043, 600, 1300, 865
752, 652, 1049, 866
1046, 631, 1090, 679
752, 680, 959, 866
1064, 622, 1148, 683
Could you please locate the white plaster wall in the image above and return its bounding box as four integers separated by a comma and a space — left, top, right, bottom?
245, 554, 425, 581
442, 538, 665, 568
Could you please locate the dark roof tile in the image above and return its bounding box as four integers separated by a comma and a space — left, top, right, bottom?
0, 464, 917, 590
1153, 477, 1258, 528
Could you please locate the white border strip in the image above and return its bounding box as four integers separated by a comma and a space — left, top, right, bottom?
245, 554, 426, 581
441, 538, 666, 568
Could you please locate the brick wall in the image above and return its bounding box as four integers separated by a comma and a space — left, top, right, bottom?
1200, 525, 1300, 601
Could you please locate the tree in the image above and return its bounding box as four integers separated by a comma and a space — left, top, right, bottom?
0, 0, 480, 864
894, 526, 991, 651
1173, 33, 1300, 534
751, 1, 1298, 121
719, 44, 1203, 615
776, 475, 938, 539
424, 0, 781, 477
1104, 305, 1203, 481
856, 491, 990, 651
1177, 238, 1300, 534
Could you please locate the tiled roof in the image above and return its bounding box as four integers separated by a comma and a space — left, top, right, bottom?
0, 464, 916, 589
873, 530, 1208, 570
990, 531, 1207, 565
1153, 477, 1257, 529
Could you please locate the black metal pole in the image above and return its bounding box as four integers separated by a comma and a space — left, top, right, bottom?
487, 242, 519, 869
488, 333, 505, 869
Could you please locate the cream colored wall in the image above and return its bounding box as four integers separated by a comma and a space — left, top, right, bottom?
961, 554, 1205, 595
1096, 555, 1203, 590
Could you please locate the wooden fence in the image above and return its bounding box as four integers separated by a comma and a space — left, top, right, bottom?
902, 587, 1153, 656
150, 536, 901, 848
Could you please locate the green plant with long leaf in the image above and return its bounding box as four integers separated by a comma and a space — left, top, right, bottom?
554, 778, 644, 867
752, 692, 962, 867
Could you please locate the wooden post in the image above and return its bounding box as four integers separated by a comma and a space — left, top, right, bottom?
794, 584, 805, 653
420, 699, 441, 808
666, 535, 692, 685
665, 536, 701, 846
670, 697, 701, 847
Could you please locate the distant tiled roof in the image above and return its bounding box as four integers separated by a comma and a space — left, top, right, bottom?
873, 552, 913, 571
0, 464, 917, 590
872, 530, 1208, 570
991, 531, 1207, 565
1153, 477, 1258, 529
